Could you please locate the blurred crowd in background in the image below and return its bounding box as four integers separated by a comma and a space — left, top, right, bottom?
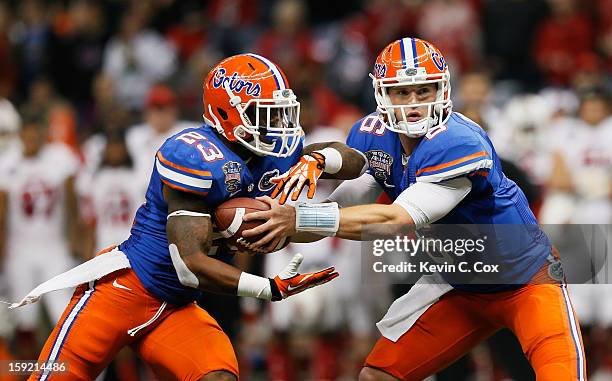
0, 0, 611, 380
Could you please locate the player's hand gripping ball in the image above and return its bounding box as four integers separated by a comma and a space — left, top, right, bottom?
214, 197, 290, 254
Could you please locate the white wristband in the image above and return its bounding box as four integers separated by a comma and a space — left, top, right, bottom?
315, 147, 342, 174
167, 210, 211, 220
295, 202, 340, 236
237, 272, 272, 300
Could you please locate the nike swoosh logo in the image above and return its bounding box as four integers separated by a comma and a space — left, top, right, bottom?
112, 279, 132, 291
287, 284, 308, 292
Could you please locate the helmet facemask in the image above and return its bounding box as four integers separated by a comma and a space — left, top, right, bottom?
371, 67, 452, 137
206, 83, 302, 158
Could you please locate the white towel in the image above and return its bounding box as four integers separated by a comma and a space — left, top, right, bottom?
376, 273, 453, 342
9, 249, 131, 309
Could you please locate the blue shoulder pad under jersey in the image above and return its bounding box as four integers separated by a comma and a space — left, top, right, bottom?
157, 127, 305, 204
346, 113, 404, 199
155, 128, 240, 205
411, 113, 494, 184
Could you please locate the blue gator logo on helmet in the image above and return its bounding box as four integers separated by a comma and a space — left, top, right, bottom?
213, 68, 262, 97
431, 52, 446, 71
374, 63, 387, 78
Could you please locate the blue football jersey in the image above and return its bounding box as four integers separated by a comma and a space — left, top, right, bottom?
347, 112, 551, 292
120, 125, 303, 305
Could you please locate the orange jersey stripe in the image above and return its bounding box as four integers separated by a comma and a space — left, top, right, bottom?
157, 152, 212, 177
161, 179, 209, 196
416, 151, 489, 176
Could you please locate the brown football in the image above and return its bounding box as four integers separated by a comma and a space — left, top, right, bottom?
213, 197, 289, 254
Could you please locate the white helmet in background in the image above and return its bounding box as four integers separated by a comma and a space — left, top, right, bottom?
503, 95, 553, 153
496, 94, 555, 184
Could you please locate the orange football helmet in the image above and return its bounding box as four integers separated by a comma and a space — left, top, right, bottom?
371, 38, 452, 137
203, 54, 302, 157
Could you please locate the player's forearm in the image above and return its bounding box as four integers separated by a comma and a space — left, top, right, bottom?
290, 231, 324, 243
172, 242, 280, 300
276, 180, 468, 243
246, 200, 413, 245
181, 252, 242, 294
336, 204, 414, 240
166, 213, 241, 295
304, 142, 367, 180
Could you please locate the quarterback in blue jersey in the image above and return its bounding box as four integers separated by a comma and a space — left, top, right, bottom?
244, 39, 585, 380
16, 54, 366, 381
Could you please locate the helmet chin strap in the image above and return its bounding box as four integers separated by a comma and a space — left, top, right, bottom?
204, 106, 225, 136
397, 117, 434, 138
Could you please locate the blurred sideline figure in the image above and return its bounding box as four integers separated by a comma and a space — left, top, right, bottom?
540, 89, 612, 381
102, 4, 177, 111
0, 98, 20, 380
77, 129, 143, 259
0, 114, 79, 359
82, 85, 198, 189
0, 99, 20, 159
125, 84, 198, 181
491, 94, 554, 188
541, 88, 612, 225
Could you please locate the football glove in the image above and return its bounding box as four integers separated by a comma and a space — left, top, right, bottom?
269, 253, 338, 301
271, 152, 325, 204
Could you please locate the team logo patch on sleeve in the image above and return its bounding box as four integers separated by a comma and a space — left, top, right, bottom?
365, 150, 394, 181
222, 161, 243, 193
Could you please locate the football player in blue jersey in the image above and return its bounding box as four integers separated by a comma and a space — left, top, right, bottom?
243, 39, 586, 381
13, 54, 368, 381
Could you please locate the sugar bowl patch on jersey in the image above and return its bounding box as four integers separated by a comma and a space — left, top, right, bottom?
365, 150, 394, 183
222, 161, 243, 194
